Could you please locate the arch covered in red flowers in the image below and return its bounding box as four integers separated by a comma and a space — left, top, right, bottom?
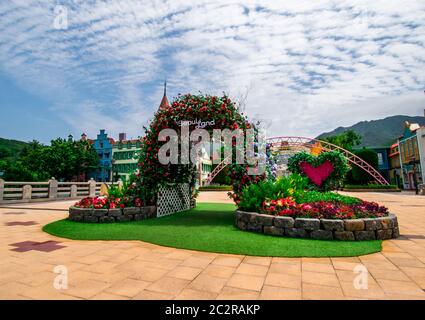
133, 93, 258, 203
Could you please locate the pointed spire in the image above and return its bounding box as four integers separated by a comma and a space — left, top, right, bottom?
158, 80, 170, 111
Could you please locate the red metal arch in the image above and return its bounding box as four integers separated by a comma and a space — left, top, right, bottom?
204, 136, 389, 186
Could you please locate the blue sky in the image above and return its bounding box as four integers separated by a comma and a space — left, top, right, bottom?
1, 0, 425, 143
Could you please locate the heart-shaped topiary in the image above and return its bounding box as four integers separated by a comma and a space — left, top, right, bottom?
299, 160, 334, 187
288, 151, 349, 191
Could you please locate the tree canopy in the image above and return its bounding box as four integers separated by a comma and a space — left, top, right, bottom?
321, 130, 362, 151
0, 138, 99, 181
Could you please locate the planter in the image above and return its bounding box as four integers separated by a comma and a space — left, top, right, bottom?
235, 210, 399, 241
69, 206, 157, 223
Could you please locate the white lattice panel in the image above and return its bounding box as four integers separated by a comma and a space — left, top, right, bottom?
157, 183, 191, 217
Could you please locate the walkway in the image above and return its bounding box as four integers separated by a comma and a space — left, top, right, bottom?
0, 192, 424, 300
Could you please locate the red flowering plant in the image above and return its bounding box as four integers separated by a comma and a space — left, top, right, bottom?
259, 197, 387, 219
74, 180, 145, 209
262, 197, 297, 216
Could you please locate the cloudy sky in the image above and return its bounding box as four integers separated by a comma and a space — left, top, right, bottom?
1, 0, 425, 143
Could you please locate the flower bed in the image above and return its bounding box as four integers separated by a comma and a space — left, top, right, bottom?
68, 196, 156, 223
235, 210, 399, 241
261, 197, 389, 220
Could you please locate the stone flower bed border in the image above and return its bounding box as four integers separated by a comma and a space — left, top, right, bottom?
235, 211, 399, 241
69, 206, 157, 223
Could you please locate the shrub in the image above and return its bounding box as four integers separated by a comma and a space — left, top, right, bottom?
199, 185, 232, 191
237, 174, 308, 212
352, 149, 379, 184
299, 191, 361, 205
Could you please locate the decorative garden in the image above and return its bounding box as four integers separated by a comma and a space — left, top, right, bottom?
44, 93, 399, 257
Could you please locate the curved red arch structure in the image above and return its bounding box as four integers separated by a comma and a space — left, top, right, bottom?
204, 136, 390, 186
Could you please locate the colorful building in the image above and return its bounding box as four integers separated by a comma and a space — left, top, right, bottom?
398, 122, 424, 190
369, 146, 391, 182
89, 130, 115, 182
388, 142, 402, 188
112, 133, 141, 182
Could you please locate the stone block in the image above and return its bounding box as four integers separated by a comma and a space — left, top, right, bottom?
116, 215, 131, 222
389, 214, 398, 227
344, 219, 365, 231
142, 206, 157, 218
264, 226, 284, 236
354, 231, 376, 241
376, 217, 393, 229
285, 228, 308, 238
363, 218, 381, 231
255, 213, 274, 226
108, 209, 123, 218
294, 218, 320, 231
123, 207, 140, 215
99, 216, 115, 223
246, 223, 262, 233
321, 219, 344, 231
334, 231, 355, 241
310, 230, 333, 240
376, 229, 392, 240
392, 227, 400, 238
83, 215, 98, 223
134, 214, 145, 221
93, 209, 108, 218
236, 220, 247, 230
274, 216, 295, 228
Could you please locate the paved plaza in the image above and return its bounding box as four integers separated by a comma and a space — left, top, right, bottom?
0, 191, 425, 300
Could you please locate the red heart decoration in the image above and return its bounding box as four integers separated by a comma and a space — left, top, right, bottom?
299, 160, 334, 187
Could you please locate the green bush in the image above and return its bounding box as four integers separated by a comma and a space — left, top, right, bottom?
238, 174, 308, 212
199, 185, 232, 191
299, 191, 361, 205
352, 149, 379, 184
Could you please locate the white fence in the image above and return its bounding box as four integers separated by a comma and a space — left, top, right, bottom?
0, 178, 115, 204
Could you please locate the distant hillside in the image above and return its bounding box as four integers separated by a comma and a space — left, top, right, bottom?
318, 115, 425, 147
0, 137, 28, 160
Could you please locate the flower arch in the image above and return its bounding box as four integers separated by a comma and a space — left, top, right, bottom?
133, 93, 262, 204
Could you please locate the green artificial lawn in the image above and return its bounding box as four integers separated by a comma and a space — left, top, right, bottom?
43, 203, 382, 257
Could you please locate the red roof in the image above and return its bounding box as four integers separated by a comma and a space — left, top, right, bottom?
158, 94, 170, 111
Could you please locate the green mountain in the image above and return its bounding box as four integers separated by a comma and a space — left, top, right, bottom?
0, 137, 28, 160
318, 115, 425, 147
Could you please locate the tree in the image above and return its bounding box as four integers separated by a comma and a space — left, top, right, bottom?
321, 130, 362, 151
2, 138, 99, 181
351, 148, 379, 184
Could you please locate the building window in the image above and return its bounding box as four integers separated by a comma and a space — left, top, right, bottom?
377, 153, 384, 166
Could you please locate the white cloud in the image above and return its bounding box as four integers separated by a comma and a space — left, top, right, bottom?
0, 0, 424, 141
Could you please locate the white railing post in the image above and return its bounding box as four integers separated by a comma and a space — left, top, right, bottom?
22, 185, 32, 201
117, 178, 123, 189
0, 179, 4, 201
88, 178, 96, 197
48, 177, 58, 199
70, 184, 77, 198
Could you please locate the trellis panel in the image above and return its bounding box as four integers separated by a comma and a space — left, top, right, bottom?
157, 183, 191, 217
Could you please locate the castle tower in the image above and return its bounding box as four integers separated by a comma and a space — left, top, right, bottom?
158, 81, 170, 111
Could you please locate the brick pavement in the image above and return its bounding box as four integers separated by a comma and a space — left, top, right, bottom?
0, 191, 424, 300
